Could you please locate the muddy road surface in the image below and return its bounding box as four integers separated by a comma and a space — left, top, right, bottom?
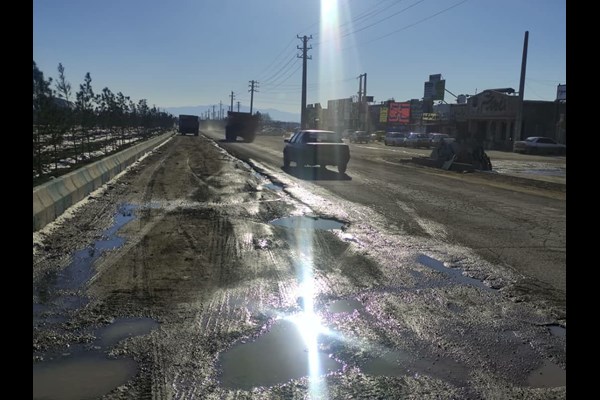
33, 131, 566, 399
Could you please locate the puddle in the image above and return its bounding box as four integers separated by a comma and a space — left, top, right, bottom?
33, 353, 137, 400
264, 183, 283, 191
219, 318, 342, 390
96, 317, 159, 348
416, 254, 492, 291
526, 360, 566, 388
328, 298, 364, 314
33, 204, 137, 327
361, 349, 470, 384
270, 216, 345, 231
55, 204, 136, 291
547, 324, 566, 338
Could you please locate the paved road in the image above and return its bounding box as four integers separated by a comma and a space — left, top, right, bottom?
33, 132, 566, 399
205, 130, 566, 298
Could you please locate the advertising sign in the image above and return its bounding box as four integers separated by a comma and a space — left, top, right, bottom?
379, 107, 389, 123
556, 84, 566, 101
387, 102, 410, 124
424, 77, 445, 101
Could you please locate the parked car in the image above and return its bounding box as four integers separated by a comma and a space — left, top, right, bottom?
513, 136, 566, 155
428, 133, 453, 147
349, 131, 371, 144
373, 130, 387, 142
384, 132, 408, 146
404, 132, 430, 148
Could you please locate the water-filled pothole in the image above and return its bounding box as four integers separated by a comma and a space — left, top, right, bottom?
33, 204, 137, 326
547, 324, 566, 338
219, 318, 342, 390
361, 348, 470, 385
270, 216, 344, 231
33, 317, 159, 399
328, 298, 364, 314
416, 254, 492, 291
32, 353, 137, 400
96, 317, 159, 348
526, 360, 566, 388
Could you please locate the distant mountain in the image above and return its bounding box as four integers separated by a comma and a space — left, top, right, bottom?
164, 105, 300, 123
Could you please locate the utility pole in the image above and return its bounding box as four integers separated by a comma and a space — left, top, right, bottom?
357, 73, 367, 130
219, 101, 223, 120
236, 101, 240, 112
212, 105, 216, 120
363, 73, 368, 130
297, 35, 312, 129
515, 31, 529, 141
249, 80, 259, 114
229, 91, 235, 112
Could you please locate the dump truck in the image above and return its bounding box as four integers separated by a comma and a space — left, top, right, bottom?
178, 114, 199, 136
225, 111, 259, 142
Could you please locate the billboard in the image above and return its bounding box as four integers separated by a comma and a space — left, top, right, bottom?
556, 84, 566, 101
379, 107, 388, 123
424, 74, 445, 101
387, 102, 410, 124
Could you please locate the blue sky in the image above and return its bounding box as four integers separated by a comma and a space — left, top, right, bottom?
33, 0, 566, 116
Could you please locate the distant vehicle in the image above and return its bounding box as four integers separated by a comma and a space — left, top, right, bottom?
178, 114, 199, 136
404, 132, 430, 148
283, 129, 350, 174
384, 132, 407, 146
513, 136, 566, 155
428, 133, 453, 146
349, 131, 371, 144
225, 111, 259, 142
373, 130, 386, 141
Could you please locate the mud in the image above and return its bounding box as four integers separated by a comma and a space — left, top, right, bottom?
33, 134, 566, 399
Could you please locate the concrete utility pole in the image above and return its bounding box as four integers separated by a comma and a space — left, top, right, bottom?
236, 101, 240, 112
297, 35, 312, 129
515, 31, 529, 141
249, 80, 259, 114
229, 91, 235, 112
358, 73, 367, 130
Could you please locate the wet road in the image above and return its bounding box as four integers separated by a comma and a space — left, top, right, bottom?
33, 131, 566, 399
204, 130, 566, 297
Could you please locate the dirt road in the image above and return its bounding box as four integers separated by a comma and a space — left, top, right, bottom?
33, 133, 566, 399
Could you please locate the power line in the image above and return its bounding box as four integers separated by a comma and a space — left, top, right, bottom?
362, 0, 469, 44
338, 0, 426, 40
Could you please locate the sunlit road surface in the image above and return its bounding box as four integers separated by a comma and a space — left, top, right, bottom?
33, 131, 565, 399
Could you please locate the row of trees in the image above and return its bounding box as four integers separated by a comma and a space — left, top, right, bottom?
33, 60, 176, 185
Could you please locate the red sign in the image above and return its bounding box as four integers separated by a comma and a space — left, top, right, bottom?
387, 102, 410, 124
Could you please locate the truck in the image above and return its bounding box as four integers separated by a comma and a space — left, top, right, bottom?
178, 114, 199, 136
283, 129, 350, 174
225, 111, 259, 142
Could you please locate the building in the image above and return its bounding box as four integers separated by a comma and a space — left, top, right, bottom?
465, 89, 566, 150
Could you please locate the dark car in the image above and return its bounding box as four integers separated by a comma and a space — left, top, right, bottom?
349, 131, 371, 144
283, 129, 350, 174
513, 136, 566, 155
404, 132, 430, 148
384, 132, 408, 146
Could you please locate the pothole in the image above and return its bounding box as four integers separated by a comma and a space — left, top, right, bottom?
218, 317, 342, 390
416, 254, 493, 291
95, 317, 159, 348
270, 216, 345, 231
33, 353, 137, 400
526, 360, 566, 388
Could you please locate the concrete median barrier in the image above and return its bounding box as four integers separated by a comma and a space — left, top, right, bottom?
33, 132, 174, 232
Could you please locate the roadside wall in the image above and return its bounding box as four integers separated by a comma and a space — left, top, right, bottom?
33, 132, 174, 232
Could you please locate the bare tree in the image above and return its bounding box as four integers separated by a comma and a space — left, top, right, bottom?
33, 61, 54, 178
75, 72, 95, 162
